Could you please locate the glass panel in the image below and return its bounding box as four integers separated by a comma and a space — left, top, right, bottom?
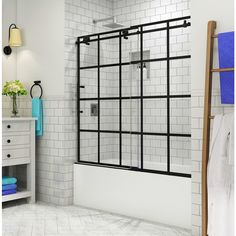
80, 68, 97, 99
169, 21, 190, 57
100, 36, 119, 65
143, 99, 167, 133
80, 101, 98, 130
170, 59, 190, 95
143, 24, 167, 60
100, 100, 119, 131
170, 98, 190, 134
122, 65, 140, 97
100, 133, 119, 165
143, 61, 167, 96
122, 31, 140, 64
143, 135, 167, 171
170, 136, 191, 174
80, 41, 98, 67
80, 132, 98, 162
122, 99, 140, 132
122, 134, 141, 168
100, 66, 119, 98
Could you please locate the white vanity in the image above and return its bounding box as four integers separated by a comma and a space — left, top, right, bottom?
2, 117, 37, 203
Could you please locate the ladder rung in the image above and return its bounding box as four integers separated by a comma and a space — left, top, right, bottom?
211, 68, 234, 72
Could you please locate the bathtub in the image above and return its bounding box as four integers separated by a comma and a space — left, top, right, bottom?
73, 161, 191, 229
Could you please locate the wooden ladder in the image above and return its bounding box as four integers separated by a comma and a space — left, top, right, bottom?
201, 21, 234, 236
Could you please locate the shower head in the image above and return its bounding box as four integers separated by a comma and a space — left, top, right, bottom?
93, 16, 125, 29
103, 22, 124, 29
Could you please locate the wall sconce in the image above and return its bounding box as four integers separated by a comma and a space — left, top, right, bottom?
3, 24, 22, 55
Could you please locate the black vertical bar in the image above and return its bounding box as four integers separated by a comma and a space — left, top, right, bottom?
140, 27, 144, 170
119, 32, 122, 166
98, 36, 100, 164
166, 22, 170, 173
77, 39, 80, 162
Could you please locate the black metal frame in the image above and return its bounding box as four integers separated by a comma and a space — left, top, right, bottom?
76, 16, 191, 178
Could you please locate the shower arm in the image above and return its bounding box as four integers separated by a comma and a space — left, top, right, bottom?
93, 16, 116, 24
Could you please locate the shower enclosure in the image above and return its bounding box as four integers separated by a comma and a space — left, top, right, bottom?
76, 16, 191, 178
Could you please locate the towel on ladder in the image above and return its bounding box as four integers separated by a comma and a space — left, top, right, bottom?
207, 112, 234, 236
218, 32, 234, 104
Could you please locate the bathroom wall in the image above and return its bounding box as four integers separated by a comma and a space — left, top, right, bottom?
190, 0, 234, 235
2, 0, 64, 97
2, 0, 17, 82
17, 0, 64, 97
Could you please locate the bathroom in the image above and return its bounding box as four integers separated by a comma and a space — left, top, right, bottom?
1, 0, 234, 235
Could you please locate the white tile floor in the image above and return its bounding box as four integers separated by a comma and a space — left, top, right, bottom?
2, 201, 191, 236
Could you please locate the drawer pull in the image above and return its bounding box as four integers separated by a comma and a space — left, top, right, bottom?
7, 125, 11, 129
7, 154, 11, 158
7, 139, 11, 143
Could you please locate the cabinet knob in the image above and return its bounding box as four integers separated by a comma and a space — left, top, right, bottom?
7, 154, 11, 158
7, 125, 11, 129
7, 139, 11, 143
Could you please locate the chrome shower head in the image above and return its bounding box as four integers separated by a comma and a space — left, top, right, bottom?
103, 22, 124, 29
93, 16, 125, 29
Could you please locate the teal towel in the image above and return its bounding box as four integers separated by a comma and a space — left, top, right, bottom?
32, 98, 43, 136
2, 176, 17, 185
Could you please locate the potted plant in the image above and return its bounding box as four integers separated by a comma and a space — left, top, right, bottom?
2, 80, 27, 117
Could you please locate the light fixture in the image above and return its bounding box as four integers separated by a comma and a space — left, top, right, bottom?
3, 24, 22, 55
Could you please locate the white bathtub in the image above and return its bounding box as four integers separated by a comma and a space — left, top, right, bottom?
73, 162, 191, 229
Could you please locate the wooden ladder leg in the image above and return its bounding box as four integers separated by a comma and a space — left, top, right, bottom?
201, 20, 216, 236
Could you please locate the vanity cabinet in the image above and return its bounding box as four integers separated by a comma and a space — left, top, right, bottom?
2, 117, 37, 203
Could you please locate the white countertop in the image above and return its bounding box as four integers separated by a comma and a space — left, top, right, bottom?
2, 117, 38, 121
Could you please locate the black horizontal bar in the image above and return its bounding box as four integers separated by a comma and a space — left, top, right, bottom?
77, 16, 191, 40
80, 94, 191, 101
80, 129, 191, 137
74, 161, 191, 178
79, 55, 191, 70
80, 22, 190, 43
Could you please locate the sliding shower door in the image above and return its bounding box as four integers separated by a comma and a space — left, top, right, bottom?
77, 16, 191, 177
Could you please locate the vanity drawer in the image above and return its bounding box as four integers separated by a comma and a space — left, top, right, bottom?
2, 135, 30, 147
2, 148, 30, 160
2, 121, 30, 133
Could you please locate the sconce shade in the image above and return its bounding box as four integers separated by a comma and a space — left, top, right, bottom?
9, 27, 22, 47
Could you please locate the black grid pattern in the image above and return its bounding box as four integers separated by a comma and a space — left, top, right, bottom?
76, 16, 191, 178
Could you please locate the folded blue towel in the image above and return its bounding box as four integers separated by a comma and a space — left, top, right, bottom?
32, 98, 43, 136
2, 176, 17, 185
2, 189, 17, 195
2, 184, 17, 191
